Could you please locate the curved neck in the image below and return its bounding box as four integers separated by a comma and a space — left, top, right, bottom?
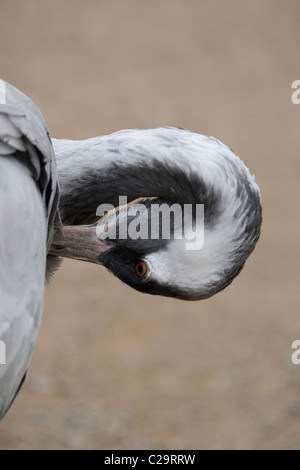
52, 128, 261, 251
52, 128, 225, 226
51, 127, 262, 300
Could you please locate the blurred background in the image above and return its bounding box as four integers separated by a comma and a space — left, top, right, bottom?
0, 0, 299, 449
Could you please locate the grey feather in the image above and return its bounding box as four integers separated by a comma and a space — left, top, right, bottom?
2, 81, 60, 244
0, 79, 59, 420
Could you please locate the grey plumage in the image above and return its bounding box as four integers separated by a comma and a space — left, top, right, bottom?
0, 79, 59, 420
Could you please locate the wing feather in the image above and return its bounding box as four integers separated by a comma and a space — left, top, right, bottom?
0, 79, 59, 420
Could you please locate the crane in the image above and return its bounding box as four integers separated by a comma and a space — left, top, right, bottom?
0, 79, 262, 420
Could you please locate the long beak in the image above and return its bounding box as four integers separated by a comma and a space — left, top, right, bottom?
48, 225, 111, 264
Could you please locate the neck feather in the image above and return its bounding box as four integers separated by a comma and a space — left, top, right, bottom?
52, 128, 233, 226
52, 127, 261, 269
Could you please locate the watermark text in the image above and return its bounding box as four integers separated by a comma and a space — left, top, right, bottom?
291, 340, 300, 365
291, 80, 300, 104
96, 196, 204, 251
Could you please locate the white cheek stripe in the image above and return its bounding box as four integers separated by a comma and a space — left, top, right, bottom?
0, 80, 6, 104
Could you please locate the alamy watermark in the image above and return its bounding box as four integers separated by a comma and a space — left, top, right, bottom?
95, 196, 204, 251
0, 340, 6, 365
291, 80, 300, 104
291, 340, 300, 365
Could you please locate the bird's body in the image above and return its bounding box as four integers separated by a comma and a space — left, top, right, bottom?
0, 79, 262, 420
0, 156, 46, 417
0, 80, 59, 419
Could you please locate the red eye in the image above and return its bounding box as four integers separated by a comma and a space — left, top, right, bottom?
135, 260, 148, 278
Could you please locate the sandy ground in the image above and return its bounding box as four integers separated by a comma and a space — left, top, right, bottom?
0, 0, 299, 450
